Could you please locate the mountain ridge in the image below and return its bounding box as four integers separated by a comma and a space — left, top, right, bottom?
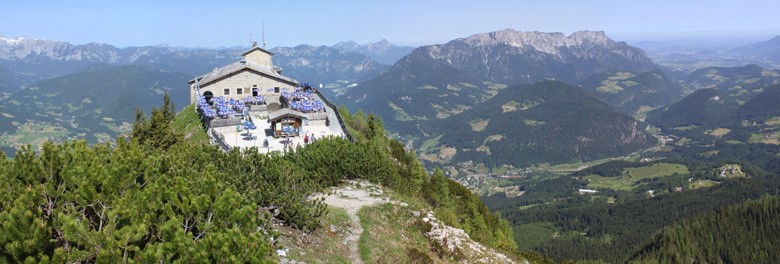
332, 39, 415, 65
270, 44, 389, 84
345, 29, 657, 101
344, 29, 659, 137
0, 35, 242, 82
732, 35, 780, 61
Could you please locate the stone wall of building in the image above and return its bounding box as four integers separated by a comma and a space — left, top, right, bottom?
244, 50, 272, 67
190, 70, 296, 102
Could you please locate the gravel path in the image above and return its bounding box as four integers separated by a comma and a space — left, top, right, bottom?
316, 181, 388, 264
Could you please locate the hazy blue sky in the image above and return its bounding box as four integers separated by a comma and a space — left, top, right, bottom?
2, 0, 778, 48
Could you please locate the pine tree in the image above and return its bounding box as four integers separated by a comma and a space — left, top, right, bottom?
130, 93, 182, 150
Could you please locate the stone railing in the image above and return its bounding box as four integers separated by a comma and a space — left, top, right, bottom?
250, 104, 267, 111
311, 89, 354, 142
209, 117, 241, 128
305, 112, 328, 120
209, 128, 232, 151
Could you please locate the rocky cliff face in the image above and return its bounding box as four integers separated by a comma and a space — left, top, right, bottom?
410, 29, 656, 85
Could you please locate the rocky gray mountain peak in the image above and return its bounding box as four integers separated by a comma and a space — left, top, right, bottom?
457, 29, 615, 55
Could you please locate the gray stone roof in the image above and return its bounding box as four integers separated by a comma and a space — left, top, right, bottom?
242, 46, 274, 56
268, 108, 307, 121
192, 60, 298, 87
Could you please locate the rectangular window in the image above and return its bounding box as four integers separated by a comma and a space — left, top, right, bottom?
224, 88, 230, 95
237, 88, 243, 94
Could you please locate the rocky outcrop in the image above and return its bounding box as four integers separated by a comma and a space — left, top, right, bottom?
418, 210, 521, 264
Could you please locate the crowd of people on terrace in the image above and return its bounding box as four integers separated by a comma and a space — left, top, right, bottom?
196, 94, 266, 119
281, 87, 326, 113
195, 95, 217, 118
243, 95, 266, 105
195, 84, 325, 119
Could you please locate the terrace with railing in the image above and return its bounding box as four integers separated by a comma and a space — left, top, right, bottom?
196, 83, 354, 152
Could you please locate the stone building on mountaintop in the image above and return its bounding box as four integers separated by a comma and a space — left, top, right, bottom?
188, 42, 298, 109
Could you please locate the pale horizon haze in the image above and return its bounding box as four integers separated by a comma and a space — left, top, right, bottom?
1, 0, 779, 48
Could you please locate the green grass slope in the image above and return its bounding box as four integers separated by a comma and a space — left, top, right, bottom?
170, 104, 209, 145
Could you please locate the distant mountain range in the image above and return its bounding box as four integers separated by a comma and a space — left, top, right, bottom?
332, 39, 415, 65
732, 36, 780, 61
0, 35, 413, 87
0, 36, 240, 83
340, 29, 662, 167
270, 44, 389, 85
344, 29, 658, 122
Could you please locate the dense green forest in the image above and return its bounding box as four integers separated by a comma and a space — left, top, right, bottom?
515, 178, 779, 263
646, 88, 740, 129
483, 132, 780, 263
630, 196, 780, 263
0, 95, 518, 262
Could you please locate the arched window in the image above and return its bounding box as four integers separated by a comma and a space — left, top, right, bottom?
203, 91, 214, 103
